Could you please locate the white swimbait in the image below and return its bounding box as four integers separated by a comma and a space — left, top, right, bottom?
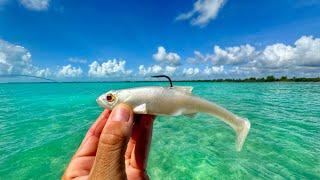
97, 86, 250, 151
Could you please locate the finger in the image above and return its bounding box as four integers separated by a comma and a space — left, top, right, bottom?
129, 115, 155, 170
83, 109, 111, 142
74, 109, 111, 158
62, 156, 95, 180
125, 115, 152, 160
125, 115, 141, 161
89, 104, 134, 179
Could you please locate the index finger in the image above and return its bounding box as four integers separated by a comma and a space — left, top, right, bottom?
74, 109, 111, 158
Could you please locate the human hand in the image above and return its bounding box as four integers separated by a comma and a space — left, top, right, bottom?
62, 104, 155, 180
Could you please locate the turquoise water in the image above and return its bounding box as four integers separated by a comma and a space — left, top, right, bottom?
0, 82, 319, 179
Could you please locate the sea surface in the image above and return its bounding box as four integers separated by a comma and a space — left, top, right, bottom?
0, 82, 319, 179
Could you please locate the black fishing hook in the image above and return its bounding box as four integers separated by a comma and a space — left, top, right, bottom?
151, 75, 173, 87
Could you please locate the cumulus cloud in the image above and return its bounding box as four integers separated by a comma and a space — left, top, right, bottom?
2, 35, 319, 81
253, 43, 295, 69
176, 0, 227, 26
183, 67, 200, 76
19, 0, 50, 11
0, 38, 50, 77
153, 46, 181, 66
88, 59, 132, 77
187, 36, 320, 76
34, 67, 51, 77
189, 45, 256, 65
145, 36, 319, 78
165, 65, 177, 75
211, 44, 256, 65
288, 35, 320, 66
204, 65, 224, 75
188, 45, 256, 66
187, 50, 207, 64
0, 39, 31, 75
138, 65, 161, 76
138, 65, 177, 76
57, 64, 82, 77
252, 36, 320, 69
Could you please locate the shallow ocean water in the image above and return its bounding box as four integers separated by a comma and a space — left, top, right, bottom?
0, 82, 319, 179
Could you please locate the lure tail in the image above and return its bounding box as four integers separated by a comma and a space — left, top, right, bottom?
179, 89, 251, 151
234, 117, 251, 151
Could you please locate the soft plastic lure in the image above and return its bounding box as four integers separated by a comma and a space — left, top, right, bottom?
97, 77, 250, 151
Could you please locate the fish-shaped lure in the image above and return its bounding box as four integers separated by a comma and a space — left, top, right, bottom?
97, 83, 250, 151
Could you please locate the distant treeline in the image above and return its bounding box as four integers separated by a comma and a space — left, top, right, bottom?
178, 76, 320, 82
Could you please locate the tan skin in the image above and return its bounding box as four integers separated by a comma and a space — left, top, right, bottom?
63, 104, 155, 180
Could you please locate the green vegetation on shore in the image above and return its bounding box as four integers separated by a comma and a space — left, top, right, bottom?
175, 76, 320, 82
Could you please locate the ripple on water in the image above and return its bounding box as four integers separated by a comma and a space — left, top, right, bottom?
0, 82, 319, 179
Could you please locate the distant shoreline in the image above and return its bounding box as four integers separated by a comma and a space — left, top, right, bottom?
1, 76, 320, 84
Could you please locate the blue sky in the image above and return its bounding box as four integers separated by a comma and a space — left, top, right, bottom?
0, 0, 320, 81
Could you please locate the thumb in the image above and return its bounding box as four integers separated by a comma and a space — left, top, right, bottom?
90, 104, 133, 179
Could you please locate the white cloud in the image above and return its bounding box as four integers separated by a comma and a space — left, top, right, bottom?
211, 44, 256, 65
146, 36, 318, 78
187, 50, 207, 64
183, 67, 200, 76
88, 59, 132, 77
0, 39, 54, 78
20, 0, 50, 11
187, 36, 320, 76
146, 46, 180, 76
165, 65, 177, 75
187, 44, 256, 65
2, 35, 319, 81
0, 39, 32, 75
0, 38, 52, 78
57, 64, 82, 77
138, 65, 162, 76
291, 35, 320, 66
138, 65, 177, 76
204, 65, 224, 75
153, 46, 181, 66
228, 66, 259, 75
34, 67, 51, 77
176, 0, 227, 26
68, 57, 87, 64
254, 43, 295, 69
253, 36, 320, 69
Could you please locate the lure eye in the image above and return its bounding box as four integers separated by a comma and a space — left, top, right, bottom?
106, 94, 115, 102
